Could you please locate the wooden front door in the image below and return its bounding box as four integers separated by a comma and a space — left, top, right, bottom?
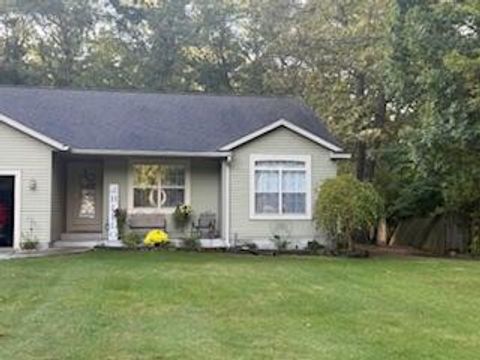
67, 162, 103, 233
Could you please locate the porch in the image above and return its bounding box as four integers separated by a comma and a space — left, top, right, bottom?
51, 153, 227, 249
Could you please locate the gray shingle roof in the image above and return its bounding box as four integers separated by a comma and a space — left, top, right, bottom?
0, 86, 341, 153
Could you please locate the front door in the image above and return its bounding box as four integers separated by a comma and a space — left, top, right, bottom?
0, 176, 14, 247
67, 162, 103, 233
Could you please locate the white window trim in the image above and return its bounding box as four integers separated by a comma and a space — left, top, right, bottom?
0, 170, 22, 250
249, 154, 312, 220
127, 159, 191, 215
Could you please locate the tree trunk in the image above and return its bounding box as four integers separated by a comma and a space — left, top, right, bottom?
356, 140, 367, 181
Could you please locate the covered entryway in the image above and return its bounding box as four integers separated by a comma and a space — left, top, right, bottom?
0, 176, 15, 248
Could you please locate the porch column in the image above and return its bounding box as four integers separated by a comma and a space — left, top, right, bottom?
221, 157, 231, 248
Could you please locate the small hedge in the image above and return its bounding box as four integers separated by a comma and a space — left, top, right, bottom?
315, 175, 384, 250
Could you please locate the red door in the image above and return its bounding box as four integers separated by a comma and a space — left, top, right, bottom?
0, 176, 14, 247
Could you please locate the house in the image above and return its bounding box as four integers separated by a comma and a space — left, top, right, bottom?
0, 86, 349, 250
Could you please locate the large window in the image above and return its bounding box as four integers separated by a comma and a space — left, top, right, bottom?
250, 155, 311, 219
132, 164, 187, 211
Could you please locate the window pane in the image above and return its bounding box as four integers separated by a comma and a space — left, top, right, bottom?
79, 190, 96, 219
161, 189, 185, 207
282, 170, 306, 193
282, 193, 306, 214
255, 160, 304, 169
255, 170, 279, 193
134, 188, 158, 208
255, 193, 279, 214
134, 165, 159, 187
161, 166, 185, 186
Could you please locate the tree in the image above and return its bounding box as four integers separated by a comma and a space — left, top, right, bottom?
26, 0, 96, 86
0, 12, 30, 84
387, 0, 480, 217
315, 175, 384, 250
258, 0, 396, 182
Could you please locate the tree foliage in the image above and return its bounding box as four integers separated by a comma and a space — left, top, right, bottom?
387, 0, 480, 218
315, 175, 384, 249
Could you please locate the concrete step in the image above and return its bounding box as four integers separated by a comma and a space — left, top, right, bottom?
60, 233, 103, 242
54, 240, 103, 249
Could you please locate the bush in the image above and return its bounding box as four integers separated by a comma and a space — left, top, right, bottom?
20, 230, 39, 250
271, 234, 289, 251
306, 240, 324, 254
182, 235, 200, 250
315, 175, 384, 250
20, 239, 38, 250
144, 229, 170, 247
114, 208, 127, 240
122, 232, 143, 248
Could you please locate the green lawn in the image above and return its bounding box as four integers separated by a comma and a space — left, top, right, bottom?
1, 251, 480, 359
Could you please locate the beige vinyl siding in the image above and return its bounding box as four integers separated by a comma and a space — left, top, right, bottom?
0, 122, 53, 247
102, 157, 221, 239
229, 127, 337, 244
190, 159, 221, 231
51, 153, 66, 242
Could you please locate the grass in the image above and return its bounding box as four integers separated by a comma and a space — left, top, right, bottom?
1, 251, 480, 359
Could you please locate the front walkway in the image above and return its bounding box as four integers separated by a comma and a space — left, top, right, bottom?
0, 247, 90, 260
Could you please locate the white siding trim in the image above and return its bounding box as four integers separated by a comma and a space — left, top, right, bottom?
220, 119, 343, 152
0, 170, 22, 250
0, 113, 69, 151
249, 154, 312, 221
221, 159, 231, 247
330, 152, 352, 160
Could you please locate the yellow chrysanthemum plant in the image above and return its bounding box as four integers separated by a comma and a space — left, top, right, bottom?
144, 229, 170, 247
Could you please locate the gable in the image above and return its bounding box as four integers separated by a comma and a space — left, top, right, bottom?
0, 121, 56, 153
0, 113, 68, 151
231, 126, 334, 156
220, 119, 343, 152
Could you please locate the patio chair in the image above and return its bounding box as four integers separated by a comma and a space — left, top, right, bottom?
193, 212, 217, 239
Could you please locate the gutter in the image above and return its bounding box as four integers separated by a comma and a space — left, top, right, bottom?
69, 148, 231, 158
330, 152, 352, 160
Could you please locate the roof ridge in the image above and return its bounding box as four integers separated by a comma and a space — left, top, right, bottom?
0, 84, 299, 101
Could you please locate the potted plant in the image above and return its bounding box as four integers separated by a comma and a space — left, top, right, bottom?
143, 229, 170, 248
173, 204, 193, 231
114, 208, 127, 240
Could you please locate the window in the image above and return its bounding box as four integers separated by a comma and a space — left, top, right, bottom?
132, 164, 187, 211
250, 155, 311, 219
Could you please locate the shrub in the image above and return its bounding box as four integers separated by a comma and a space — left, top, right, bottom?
20, 230, 39, 250
182, 235, 200, 250
122, 232, 143, 248
114, 208, 127, 240
306, 240, 324, 254
315, 175, 384, 250
144, 229, 169, 247
271, 234, 289, 251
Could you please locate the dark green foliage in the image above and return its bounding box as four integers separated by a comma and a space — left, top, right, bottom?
122, 231, 143, 248
315, 175, 384, 250
386, 0, 480, 219
114, 208, 127, 240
